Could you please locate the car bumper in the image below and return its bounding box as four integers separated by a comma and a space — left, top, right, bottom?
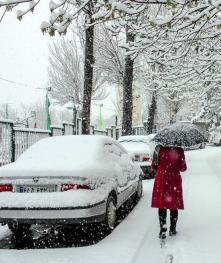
0, 200, 106, 225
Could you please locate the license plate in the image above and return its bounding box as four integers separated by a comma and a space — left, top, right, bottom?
18, 185, 57, 193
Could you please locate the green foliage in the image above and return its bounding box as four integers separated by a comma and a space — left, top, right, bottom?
17, 15, 22, 21
30, 7, 35, 13
48, 27, 56, 37
6, 5, 13, 11
166, 0, 177, 9
57, 15, 64, 23
102, 0, 111, 10
167, 21, 172, 29
150, 21, 156, 27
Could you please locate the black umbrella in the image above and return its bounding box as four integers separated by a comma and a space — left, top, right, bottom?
152, 122, 208, 147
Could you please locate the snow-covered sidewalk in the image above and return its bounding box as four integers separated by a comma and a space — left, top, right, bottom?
0, 146, 221, 263
134, 146, 221, 263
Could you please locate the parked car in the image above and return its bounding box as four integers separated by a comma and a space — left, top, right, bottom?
0, 135, 143, 235
183, 142, 206, 150
209, 126, 221, 146
118, 135, 156, 179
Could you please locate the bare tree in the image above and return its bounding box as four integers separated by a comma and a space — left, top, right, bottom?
94, 25, 125, 85
48, 37, 83, 105
48, 31, 108, 106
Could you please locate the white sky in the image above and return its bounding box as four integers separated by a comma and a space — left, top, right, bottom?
0, 1, 116, 123
0, 1, 51, 106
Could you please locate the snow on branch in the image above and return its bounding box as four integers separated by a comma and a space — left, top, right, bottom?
0, 0, 31, 6
16, 0, 40, 21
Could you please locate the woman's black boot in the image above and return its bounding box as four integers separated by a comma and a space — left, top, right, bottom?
158, 209, 167, 239
159, 226, 167, 239
169, 209, 178, 236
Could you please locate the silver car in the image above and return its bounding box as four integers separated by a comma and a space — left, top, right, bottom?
0, 135, 143, 235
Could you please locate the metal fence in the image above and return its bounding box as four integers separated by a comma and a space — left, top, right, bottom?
0, 119, 147, 166
0, 120, 13, 166
13, 128, 51, 161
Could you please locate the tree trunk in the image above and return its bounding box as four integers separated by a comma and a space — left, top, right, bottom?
146, 92, 157, 134
122, 29, 135, 136
170, 102, 179, 124
82, 24, 94, 134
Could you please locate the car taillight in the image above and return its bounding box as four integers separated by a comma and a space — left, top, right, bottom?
143, 156, 150, 162
0, 184, 13, 192
61, 184, 90, 191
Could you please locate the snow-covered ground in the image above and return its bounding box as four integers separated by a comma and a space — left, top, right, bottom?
0, 145, 221, 263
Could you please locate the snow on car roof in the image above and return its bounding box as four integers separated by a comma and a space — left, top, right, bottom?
118, 135, 154, 143
17, 135, 114, 163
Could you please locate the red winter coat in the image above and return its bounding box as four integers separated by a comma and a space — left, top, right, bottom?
151, 146, 187, 210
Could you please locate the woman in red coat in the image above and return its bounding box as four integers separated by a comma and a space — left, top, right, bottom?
151, 145, 187, 238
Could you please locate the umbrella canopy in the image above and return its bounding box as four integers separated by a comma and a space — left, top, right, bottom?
152, 122, 208, 147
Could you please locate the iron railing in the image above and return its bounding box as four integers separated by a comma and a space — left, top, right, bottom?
0, 119, 147, 166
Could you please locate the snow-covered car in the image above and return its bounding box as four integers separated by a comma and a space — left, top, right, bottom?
0, 135, 143, 235
118, 135, 156, 179
183, 142, 206, 150
209, 126, 221, 146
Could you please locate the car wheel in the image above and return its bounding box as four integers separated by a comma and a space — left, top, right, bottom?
102, 196, 117, 233
133, 178, 143, 204
8, 223, 31, 235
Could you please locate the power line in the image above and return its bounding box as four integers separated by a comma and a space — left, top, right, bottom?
0, 76, 44, 90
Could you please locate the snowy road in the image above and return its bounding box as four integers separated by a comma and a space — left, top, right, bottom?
0, 145, 221, 263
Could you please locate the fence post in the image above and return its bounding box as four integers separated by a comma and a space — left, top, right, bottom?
106, 128, 112, 137
77, 118, 82, 135
50, 127, 54, 137
49, 126, 53, 137
90, 125, 94, 135
62, 123, 65, 135
111, 126, 116, 139
73, 122, 75, 135
116, 127, 122, 139
10, 123, 15, 163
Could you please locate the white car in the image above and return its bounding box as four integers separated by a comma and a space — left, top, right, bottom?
0, 135, 143, 235
209, 126, 221, 146
118, 135, 156, 179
